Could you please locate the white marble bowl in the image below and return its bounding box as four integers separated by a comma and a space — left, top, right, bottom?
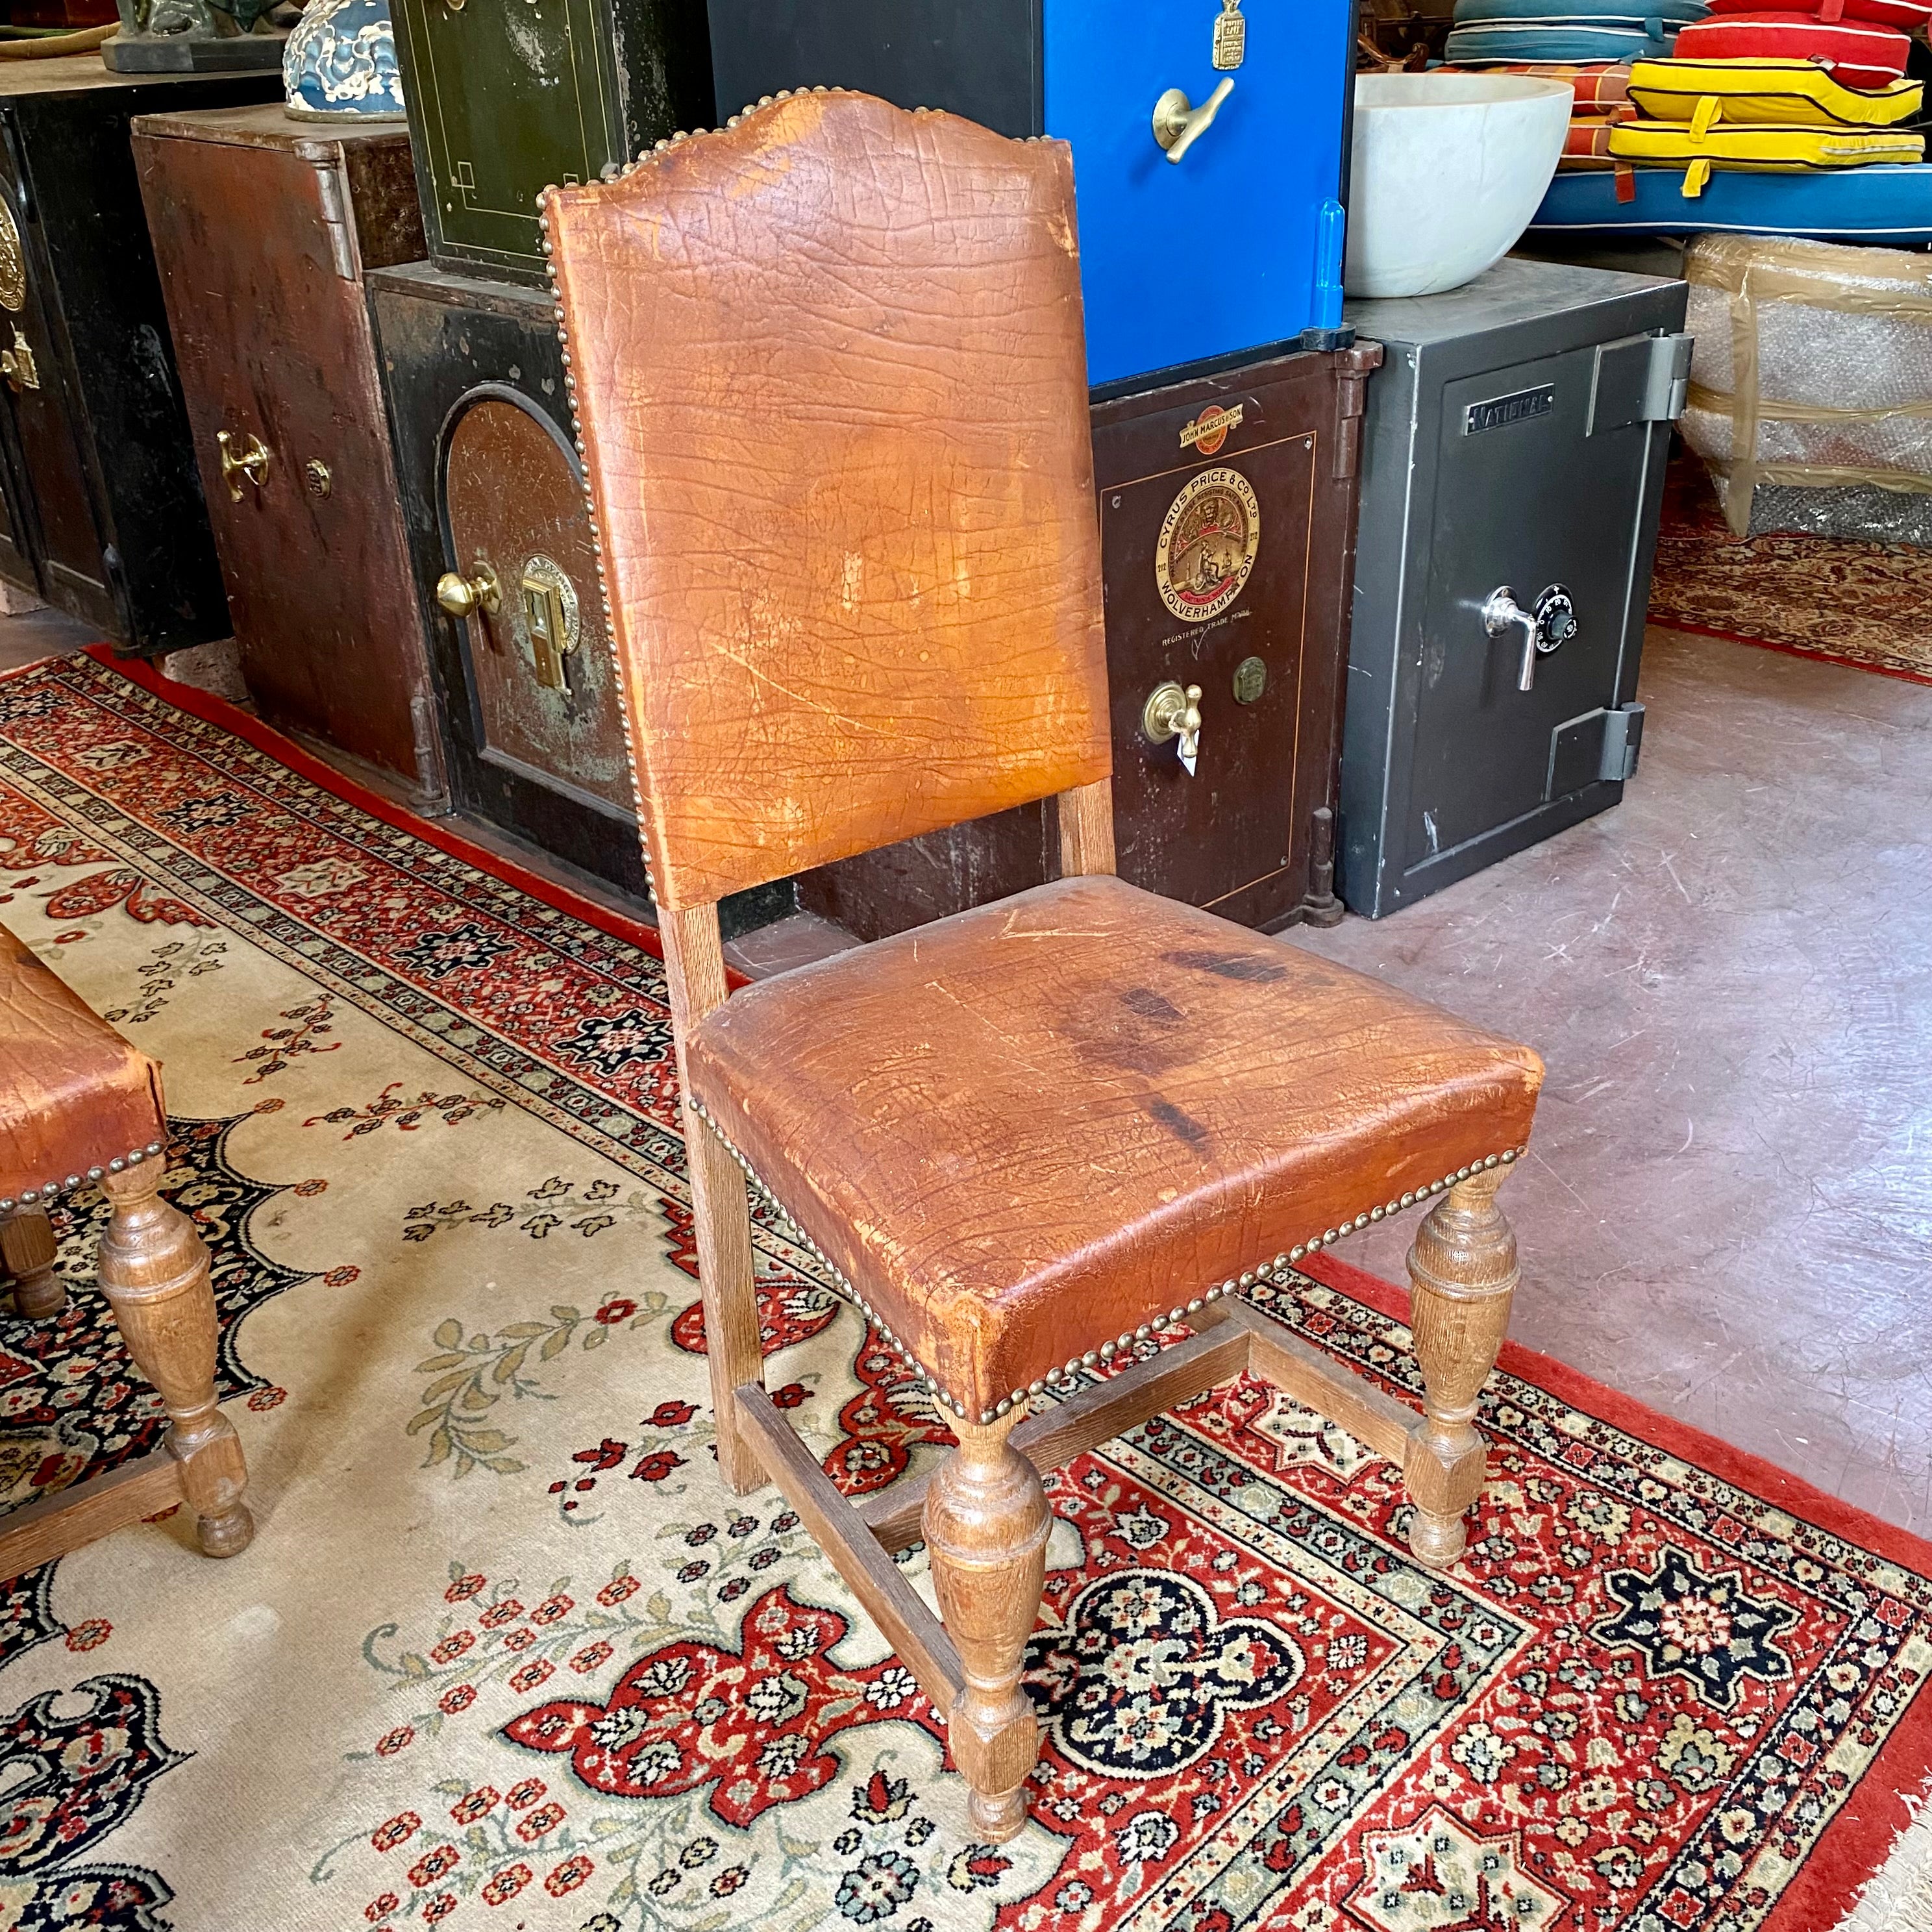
1344, 73, 1572, 299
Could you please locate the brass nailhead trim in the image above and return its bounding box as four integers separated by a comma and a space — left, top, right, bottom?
687, 1098, 1522, 1428
1, 1141, 164, 1214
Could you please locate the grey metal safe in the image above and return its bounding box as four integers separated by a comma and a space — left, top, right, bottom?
1337, 259, 1690, 918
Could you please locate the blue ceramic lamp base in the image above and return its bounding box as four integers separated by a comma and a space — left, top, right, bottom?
283, 0, 406, 120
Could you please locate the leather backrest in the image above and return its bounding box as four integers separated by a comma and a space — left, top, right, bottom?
543, 90, 1110, 912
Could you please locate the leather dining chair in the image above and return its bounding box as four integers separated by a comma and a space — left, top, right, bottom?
541, 89, 1542, 1840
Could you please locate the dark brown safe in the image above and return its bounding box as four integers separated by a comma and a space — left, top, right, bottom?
386, 0, 712, 287
0, 59, 277, 652
803, 345, 1379, 939
133, 109, 443, 797
370, 264, 787, 935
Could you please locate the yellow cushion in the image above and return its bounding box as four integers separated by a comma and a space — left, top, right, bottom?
1627, 56, 1924, 128
1607, 119, 1924, 199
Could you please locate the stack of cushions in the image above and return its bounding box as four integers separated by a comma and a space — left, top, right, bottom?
1445, 0, 1709, 67
1607, 53, 1924, 193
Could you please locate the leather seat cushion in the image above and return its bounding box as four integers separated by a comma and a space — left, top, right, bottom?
686, 875, 1542, 1420
0, 923, 166, 1202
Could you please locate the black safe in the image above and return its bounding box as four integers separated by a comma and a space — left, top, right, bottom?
1338, 258, 1690, 918
369, 261, 786, 937
386, 0, 713, 286
0, 58, 278, 652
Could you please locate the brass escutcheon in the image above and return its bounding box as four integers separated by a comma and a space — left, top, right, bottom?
217, 430, 271, 502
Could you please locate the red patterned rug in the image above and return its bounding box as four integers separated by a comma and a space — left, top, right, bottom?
0, 647, 1927, 1931
1648, 453, 1932, 688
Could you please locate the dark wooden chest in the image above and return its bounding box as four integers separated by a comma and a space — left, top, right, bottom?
387, 0, 712, 287
133, 108, 443, 797
801, 345, 1378, 938
0, 58, 277, 652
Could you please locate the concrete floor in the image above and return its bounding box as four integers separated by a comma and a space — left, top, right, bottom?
1289, 627, 1932, 1537
8, 609, 1928, 1534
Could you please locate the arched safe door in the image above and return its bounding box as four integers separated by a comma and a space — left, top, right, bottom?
436, 389, 632, 819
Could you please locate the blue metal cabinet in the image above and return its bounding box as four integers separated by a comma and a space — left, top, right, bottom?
705, 0, 1354, 386
1042, 0, 1350, 384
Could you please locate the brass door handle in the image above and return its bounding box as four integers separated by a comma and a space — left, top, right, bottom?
1143, 680, 1204, 776
436, 558, 501, 619
1153, 78, 1234, 163
216, 430, 271, 502
0, 327, 37, 393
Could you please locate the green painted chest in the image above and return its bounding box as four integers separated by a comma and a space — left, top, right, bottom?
388, 0, 713, 286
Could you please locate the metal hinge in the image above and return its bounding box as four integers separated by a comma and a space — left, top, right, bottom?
1601, 702, 1644, 782
314, 161, 360, 282
1588, 333, 1692, 436
1331, 341, 1383, 480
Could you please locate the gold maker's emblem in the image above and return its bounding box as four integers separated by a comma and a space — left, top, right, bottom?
1213, 0, 1247, 69
1156, 467, 1259, 624
1180, 401, 1243, 456
0, 203, 23, 314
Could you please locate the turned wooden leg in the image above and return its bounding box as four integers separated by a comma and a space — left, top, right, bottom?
1404, 1166, 1518, 1569
923, 1409, 1050, 1842
3, 1208, 64, 1320
687, 1109, 767, 1496
97, 1154, 252, 1557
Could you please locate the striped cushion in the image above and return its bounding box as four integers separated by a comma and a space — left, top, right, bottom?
1486, 61, 1638, 105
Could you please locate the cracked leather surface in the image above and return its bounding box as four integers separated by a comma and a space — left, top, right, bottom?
0, 923, 166, 1200
689, 875, 1544, 1417
543, 90, 1110, 911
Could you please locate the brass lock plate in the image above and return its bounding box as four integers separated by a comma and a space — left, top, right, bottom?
0, 327, 36, 394
0, 203, 23, 314
1232, 655, 1267, 704
519, 554, 580, 691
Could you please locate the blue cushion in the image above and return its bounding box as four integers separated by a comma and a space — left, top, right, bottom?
1444, 20, 1681, 58
1453, 0, 1705, 23
1530, 162, 1932, 240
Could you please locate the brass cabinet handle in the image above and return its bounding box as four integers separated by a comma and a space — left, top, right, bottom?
436, 558, 501, 619
217, 430, 271, 502
0, 326, 38, 393
1152, 78, 1234, 163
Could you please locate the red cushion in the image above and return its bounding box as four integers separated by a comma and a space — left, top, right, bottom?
1671, 13, 1912, 85
1707, 0, 1929, 25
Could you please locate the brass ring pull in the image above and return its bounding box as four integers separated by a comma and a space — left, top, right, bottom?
216, 430, 271, 502
1152, 78, 1235, 163
436, 558, 501, 619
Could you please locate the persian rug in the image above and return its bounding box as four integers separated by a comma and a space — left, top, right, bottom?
1647, 452, 1932, 687
0, 647, 1929, 1932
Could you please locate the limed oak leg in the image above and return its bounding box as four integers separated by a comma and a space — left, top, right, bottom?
97, 1155, 252, 1558
687, 1111, 767, 1496
3, 1208, 63, 1320
923, 1408, 1050, 1842
1404, 1167, 1518, 1569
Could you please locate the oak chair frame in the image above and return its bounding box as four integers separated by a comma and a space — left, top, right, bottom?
0, 1154, 253, 1583
545, 90, 1525, 1840
658, 780, 1521, 1842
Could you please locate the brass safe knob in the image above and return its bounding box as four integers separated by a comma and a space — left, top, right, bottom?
436, 559, 501, 619
1143, 680, 1204, 776
216, 429, 271, 502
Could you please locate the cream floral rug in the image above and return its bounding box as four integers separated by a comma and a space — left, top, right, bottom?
1, 650, 1929, 1932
